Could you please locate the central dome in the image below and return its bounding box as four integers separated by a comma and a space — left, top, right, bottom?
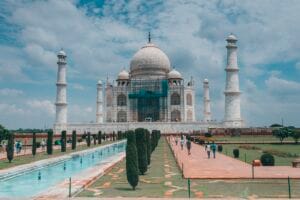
130, 43, 171, 79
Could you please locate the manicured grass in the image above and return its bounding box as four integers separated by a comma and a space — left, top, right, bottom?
221, 143, 300, 166
213, 135, 294, 143
0, 141, 112, 170
78, 137, 300, 198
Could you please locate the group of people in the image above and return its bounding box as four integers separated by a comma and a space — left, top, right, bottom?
205, 142, 217, 159
174, 135, 192, 155
174, 135, 218, 159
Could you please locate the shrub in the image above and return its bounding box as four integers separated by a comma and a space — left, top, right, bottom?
135, 128, 148, 175
61, 130, 67, 152
126, 130, 139, 190
36, 142, 41, 148
217, 145, 223, 152
233, 149, 239, 158
87, 132, 91, 147
72, 130, 77, 150
98, 131, 102, 144
32, 132, 37, 156
47, 130, 53, 155
204, 132, 212, 137
54, 140, 61, 145
260, 153, 275, 166
6, 133, 14, 163
92, 134, 97, 145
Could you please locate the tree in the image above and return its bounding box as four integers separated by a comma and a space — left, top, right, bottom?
92, 134, 97, 145
87, 132, 91, 147
145, 129, 151, 165
98, 131, 102, 144
61, 130, 67, 152
270, 124, 283, 128
290, 129, 300, 144
112, 131, 116, 141
135, 128, 148, 175
47, 130, 53, 155
72, 130, 77, 150
32, 132, 37, 156
6, 132, 14, 163
126, 130, 139, 190
272, 127, 289, 143
0, 124, 9, 143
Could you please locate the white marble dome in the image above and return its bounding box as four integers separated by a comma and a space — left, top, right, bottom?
130, 43, 171, 79
203, 78, 209, 83
117, 69, 129, 80
168, 69, 182, 79
57, 49, 66, 57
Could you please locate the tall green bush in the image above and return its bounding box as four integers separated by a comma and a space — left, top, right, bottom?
126, 130, 139, 190
6, 132, 14, 163
98, 131, 102, 144
47, 130, 53, 155
87, 132, 91, 147
260, 153, 275, 166
135, 128, 148, 175
72, 130, 77, 150
32, 132, 37, 156
92, 134, 97, 145
145, 130, 151, 165
61, 130, 67, 152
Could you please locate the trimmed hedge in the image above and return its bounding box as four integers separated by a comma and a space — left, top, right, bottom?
260, 153, 275, 166
126, 130, 139, 190
233, 149, 239, 158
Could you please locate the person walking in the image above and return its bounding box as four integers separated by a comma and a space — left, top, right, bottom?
186, 139, 191, 155
175, 136, 178, 145
211, 141, 217, 159
180, 136, 185, 150
41, 139, 46, 151
206, 142, 211, 159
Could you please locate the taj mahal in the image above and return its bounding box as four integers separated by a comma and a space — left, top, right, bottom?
53, 33, 244, 134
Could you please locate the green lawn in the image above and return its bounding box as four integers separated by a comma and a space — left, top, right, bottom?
221, 143, 300, 166
78, 137, 300, 198
213, 135, 294, 143
0, 141, 112, 170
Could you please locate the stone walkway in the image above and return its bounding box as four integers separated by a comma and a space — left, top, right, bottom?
169, 137, 300, 179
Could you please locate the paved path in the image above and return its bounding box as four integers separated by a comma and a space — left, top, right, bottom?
169, 137, 300, 179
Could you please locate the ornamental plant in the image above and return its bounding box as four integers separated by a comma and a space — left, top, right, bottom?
72, 130, 77, 150
135, 128, 148, 175
32, 132, 37, 156
6, 132, 14, 163
47, 130, 53, 154
61, 130, 67, 152
126, 130, 139, 190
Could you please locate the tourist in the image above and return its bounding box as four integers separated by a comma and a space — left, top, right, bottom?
175, 136, 178, 145
211, 141, 217, 159
206, 142, 211, 159
180, 136, 185, 150
41, 139, 46, 151
186, 139, 191, 155
19, 141, 22, 154
15, 141, 20, 154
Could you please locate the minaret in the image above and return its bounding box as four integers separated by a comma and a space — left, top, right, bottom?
55, 49, 68, 125
203, 79, 211, 122
96, 80, 103, 123
224, 34, 243, 127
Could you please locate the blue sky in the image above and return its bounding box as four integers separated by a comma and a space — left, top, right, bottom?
1, 0, 300, 129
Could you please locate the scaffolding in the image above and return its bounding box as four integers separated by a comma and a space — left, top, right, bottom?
128, 79, 169, 122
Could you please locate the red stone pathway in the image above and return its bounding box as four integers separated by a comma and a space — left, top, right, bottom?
169, 137, 300, 179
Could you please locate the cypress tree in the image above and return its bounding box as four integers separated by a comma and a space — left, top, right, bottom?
145, 130, 151, 165
126, 130, 139, 190
98, 131, 102, 144
32, 132, 37, 156
6, 132, 14, 163
72, 130, 77, 150
135, 128, 148, 175
113, 131, 116, 141
47, 130, 53, 155
61, 130, 67, 152
87, 132, 91, 147
92, 134, 97, 145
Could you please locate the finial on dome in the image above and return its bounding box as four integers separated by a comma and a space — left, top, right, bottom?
148, 32, 151, 43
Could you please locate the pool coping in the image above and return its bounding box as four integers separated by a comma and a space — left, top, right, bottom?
0, 140, 125, 181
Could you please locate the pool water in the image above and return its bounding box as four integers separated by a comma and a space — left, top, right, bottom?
0, 141, 126, 198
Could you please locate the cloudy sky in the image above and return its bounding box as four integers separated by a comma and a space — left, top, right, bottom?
0, 0, 300, 129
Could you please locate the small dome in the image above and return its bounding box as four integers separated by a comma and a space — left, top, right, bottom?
130, 43, 171, 79
203, 78, 209, 83
168, 69, 182, 79
117, 69, 129, 80
57, 49, 66, 57
97, 80, 102, 85
226, 33, 237, 41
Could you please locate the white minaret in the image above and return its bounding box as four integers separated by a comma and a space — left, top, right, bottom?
203, 79, 211, 122
55, 49, 67, 125
96, 80, 103, 123
224, 34, 243, 127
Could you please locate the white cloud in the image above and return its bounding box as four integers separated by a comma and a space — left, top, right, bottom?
26, 99, 55, 115
265, 75, 300, 94
72, 83, 85, 91
0, 88, 23, 96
